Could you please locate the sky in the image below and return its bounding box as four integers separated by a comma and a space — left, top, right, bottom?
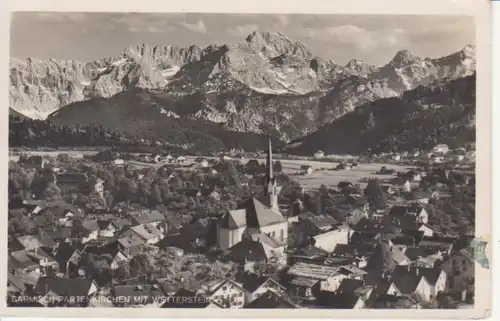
10, 12, 475, 66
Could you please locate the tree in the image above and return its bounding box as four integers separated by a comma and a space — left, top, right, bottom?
130, 254, 151, 277
273, 161, 283, 173
114, 261, 131, 281
364, 178, 386, 210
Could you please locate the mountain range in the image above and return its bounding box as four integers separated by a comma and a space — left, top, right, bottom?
9, 30, 476, 152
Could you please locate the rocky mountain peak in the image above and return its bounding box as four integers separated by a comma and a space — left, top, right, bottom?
244, 30, 311, 59
390, 49, 421, 67
459, 44, 475, 59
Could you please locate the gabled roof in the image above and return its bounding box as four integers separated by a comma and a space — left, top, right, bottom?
130, 223, 162, 240
287, 262, 339, 280
244, 290, 297, 309
337, 278, 365, 294
57, 172, 88, 185
16, 235, 42, 251
224, 239, 269, 263
307, 215, 339, 230
390, 266, 430, 295
221, 197, 285, 229
129, 209, 165, 225
8, 272, 27, 292
81, 220, 100, 232
316, 290, 363, 309
392, 265, 443, 286
35, 277, 96, 297
10, 250, 39, 270
117, 235, 145, 249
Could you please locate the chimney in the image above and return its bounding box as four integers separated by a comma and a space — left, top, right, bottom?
407, 266, 411, 272
415, 268, 419, 276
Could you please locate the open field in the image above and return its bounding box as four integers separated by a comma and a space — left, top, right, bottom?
10, 150, 413, 190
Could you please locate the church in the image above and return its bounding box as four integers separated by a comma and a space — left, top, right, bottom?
216, 137, 288, 262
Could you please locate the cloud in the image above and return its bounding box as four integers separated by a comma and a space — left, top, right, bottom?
301, 24, 409, 54
227, 24, 259, 37
180, 19, 208, 34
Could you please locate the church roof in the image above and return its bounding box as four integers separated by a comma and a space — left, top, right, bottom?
221, 197, 285, 229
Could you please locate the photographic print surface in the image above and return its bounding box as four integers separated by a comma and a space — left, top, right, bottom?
7, 11, 478, 311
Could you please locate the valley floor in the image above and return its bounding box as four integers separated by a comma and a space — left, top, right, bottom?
9, 149, 410, 190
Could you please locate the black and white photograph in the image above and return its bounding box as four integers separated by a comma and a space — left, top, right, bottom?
4, 3, 491, 316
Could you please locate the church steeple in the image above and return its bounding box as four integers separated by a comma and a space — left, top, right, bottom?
265, 136, 279, 212
266, 136, 273, 182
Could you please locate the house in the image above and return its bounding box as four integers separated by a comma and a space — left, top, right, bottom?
433, 144, 450, 154
117, 235, 146, 257
203, 278, 247, 308
381, 185, 397, 195
299, 165, 314, 175
123, 224, 163, 245
392, 154, 401, 162
296, 215, 340, 244
128, 209, 167, 234
224, 238, 285, 271
442, 248, 475, 294
235, 273, 287, 303
389, 266, 433, 302
406, 170, 422, 182
316, 279, 374, 309
22, 156, 48, 169
313, 226, 350, 253
84, 244, 129, 270
151, 154, 162, 163
289, 246, 329, 265
336, 163, 352, 170
286, 262, 343, 300
176, 156, 186, 163
430, 153, 445, 164
53, 242, 83, 277
195, 157, 210, 168
113, 158, 126, 165
389, 205, 429, 224
99, 218, 132, 237
244, 290, 298, 309
56, 172, 90, 193
319, 265, 368, 293
391, 266, 446, 300
76, 220, 100, 243
313, 150, 325, 158
34, 277, 99, 306
391, 177, 412, 192
8, 272, 27, 295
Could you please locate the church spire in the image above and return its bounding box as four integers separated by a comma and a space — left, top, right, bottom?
265, 136, 279, 212
266, 135, 273, 183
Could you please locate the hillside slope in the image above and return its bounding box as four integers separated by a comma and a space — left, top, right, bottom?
285, 74, 476, 155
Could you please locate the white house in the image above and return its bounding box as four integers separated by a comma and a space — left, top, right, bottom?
204, 279, 247, 309
314, 150, 325, 158
433, 144, 450, 154
113, 158, 126, 165
313, 226, 350, 253
300, 165, 314, 176
392, 154, 401, 162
